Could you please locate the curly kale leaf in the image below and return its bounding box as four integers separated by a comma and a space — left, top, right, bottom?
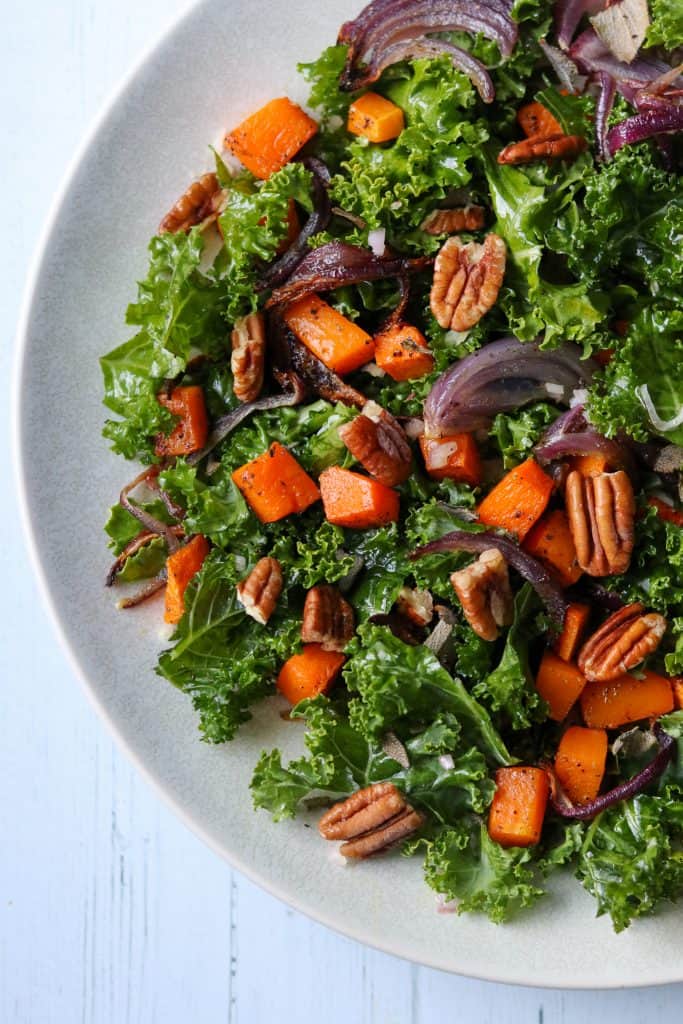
157, 551, 300, 743
101, 229, 227, 460
219, 162, 313, 322
343, 623, 512, 765
645, 0, 683, 49
491, 402, 557, 468
473, 585, 548, 731
414, 822, 544, 923
587, 304, 683, 445
576, 795, 683, 932
251, 697, 493, 824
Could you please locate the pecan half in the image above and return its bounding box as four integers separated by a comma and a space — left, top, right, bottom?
319, 782, 424, 859
231, 313, 266, 403
396, 585, 434, 626
301, 584, 355, 651
159, 172, 223, 234
577, 603, 667, 682
565, 470, 635, 576
338, 400, 412, 486
236, 557, 283, 624
430, 234, 506, 333
450, 548, 513, 641
420, 205, 486, 236
497, 133, 587, 166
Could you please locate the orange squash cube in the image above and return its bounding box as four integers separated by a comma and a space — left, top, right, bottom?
283, 294, 375, 375
319, 466, 399, 529
164, 535, 210, 624
224, 97, 318, 179
554, 726, 608, 806
232, 442, 320, 523
477, 458, 554, 540
536, 650, 588, 721
581, 670, 674, 729
276, 645, 345, 705
347, 92, 405, 143
419, 434, 481, 487
374, 323, 435, 381
522, 509, 582, 587
488, 767, 549, 848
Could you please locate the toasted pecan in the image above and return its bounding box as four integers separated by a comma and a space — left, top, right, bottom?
236, 557, 283, 625
231, 313, 266, 403
565, 470, 635, 577
420, 205, 486, 235
497, 134, 587, 165
450, 548, 513, 642
338, 401, 412, 486
159, 172, 223, 234
319, 782, 424, 859
430, 234, 506, 333
301, 584, 355, 652
577, 603, 667, 682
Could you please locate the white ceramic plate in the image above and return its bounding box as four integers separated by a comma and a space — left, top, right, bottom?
14, 0, 683, 988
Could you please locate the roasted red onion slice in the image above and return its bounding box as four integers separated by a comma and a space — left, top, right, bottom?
117, 575, 167, 610
549, 727, 676, 821
594, 70, 617, 161
257, 158, 331, 291
337, 0, 516, 99
340, 0, 515, 55
106, 526, 185, 587
606, 106, 683, 156
539, 39, 586, 93
186, 385, 307, 466
423, 337, 597, 437
534, 405, 633, 472
569, 29, 676, 103
555, 0, 605, 50
265, 242, 432, 308
410, 530, 568, 625
119, 467, 181, 553
345, 38, 495, 101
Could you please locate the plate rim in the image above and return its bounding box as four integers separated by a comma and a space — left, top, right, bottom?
11, 0, 683, 991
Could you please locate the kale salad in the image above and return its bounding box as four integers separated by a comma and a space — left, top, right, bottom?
102, 0, 683, 931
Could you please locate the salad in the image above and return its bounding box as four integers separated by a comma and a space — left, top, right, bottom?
101, 0, 683, 931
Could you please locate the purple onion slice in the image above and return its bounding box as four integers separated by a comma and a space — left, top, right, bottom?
344, 37, 495, 101
549, 727, 676, 821
410, 530, 568, 626
186, 385, 307, 466
119, 467, 182, 554
265, 242, 432, 308
423, 337, 597, 437
594, 70, 617, 161
534, 405, 634, 472
606, 106, 683, 156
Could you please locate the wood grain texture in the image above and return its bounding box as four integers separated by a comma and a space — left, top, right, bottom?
2, 1, 682, 1020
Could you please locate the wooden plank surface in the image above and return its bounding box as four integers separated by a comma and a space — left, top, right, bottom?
2, 1, 682, 1020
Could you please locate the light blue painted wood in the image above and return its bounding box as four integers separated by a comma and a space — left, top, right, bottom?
2, 2, 682, 1020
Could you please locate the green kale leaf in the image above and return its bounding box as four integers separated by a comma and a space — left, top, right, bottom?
646, 0, 683, 49
473, 585, 548, 730
415, 821, 544, 923
251, 696, 493, 824
157, 551, 300, 742
343, 623, 512, 764
576, 795, 683, 932
219, 162, 313, 323
587, 304, 683, 445
101, 229, 227, 460
491, 402, 557, 468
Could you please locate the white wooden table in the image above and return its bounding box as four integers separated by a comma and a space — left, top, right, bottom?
2, 2, 682, 1020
